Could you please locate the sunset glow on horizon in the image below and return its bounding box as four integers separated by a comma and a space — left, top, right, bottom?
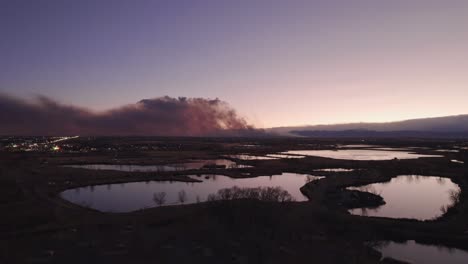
1, 0, 468, 128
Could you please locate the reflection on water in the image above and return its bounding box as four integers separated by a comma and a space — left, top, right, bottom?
314, 168, 354, 172
63, 159, 250, 172
340, 144, 413, 151
339, 144, 379, 148
61, 173, 322, 212
228, 155, 279, 160
231, 154, 306, 159
239, 144, 259, 148
436, 149, 459, 153
370, 147, 411, 151
282, 149, 442, 160
266, 154, 305, 159
348, 175, 460, 220
376, 240, 468, 264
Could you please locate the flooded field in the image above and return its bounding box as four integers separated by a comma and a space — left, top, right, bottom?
282, 149, 442, 160
348, 175, 460, 220
61, 173, 322, 212
63, 159, 250, 172
375, 240, 468, 264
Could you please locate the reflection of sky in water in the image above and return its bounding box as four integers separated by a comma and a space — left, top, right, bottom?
266, 154, 305, 159
63, 159, 250, 172
61, 173, 322, 212
376, 240, 468, 264
339, 144, 380, 148
340, 145, 413, 151
230, 154, 306, 160
314, 168, 354, 172
369, 147, 411, 151
228, 155, 279, 160
348, 175, 460, 220
282, 149, 442, 160
436, 149, 459, 153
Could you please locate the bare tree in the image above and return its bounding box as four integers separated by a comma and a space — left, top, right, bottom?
207, 194, 217, 202
207, 186, 294, 203
178, 189, 187, 204
153, 192, 166, 206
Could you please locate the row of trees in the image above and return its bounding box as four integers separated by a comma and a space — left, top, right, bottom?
153, 189, 188, 206
152, 186, 295, 206
207, 186, 294, 202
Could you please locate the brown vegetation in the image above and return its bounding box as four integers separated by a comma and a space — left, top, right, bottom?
0, 137, 467, 263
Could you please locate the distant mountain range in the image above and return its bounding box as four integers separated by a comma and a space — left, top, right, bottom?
267, 115, 468, 138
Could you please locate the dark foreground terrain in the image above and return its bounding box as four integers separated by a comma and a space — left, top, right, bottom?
1, 136, 467, 263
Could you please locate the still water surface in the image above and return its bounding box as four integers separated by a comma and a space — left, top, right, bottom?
61, 173, 322, 212
64, 159, 250, 172
227, 155, 279, 160
348, 175, 460, 220
376, 240, 468, 264
314, 168, 355, 172
265, 154, 306, 159
282, 149, 442, 160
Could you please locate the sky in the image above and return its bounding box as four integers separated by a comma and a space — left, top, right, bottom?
1, 0, 468, 128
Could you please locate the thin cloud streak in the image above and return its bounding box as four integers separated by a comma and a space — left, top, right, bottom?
0, 94, 258, 136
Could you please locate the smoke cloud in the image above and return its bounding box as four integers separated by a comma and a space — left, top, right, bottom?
0, 94, 259, 136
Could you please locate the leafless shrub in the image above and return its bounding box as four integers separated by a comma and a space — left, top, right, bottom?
178, 189, 187, 204
218, 187, 233, 200
440, 205, 449, 215
207, 186, 294, 203
206, 194, 217, 202
439, 189, 461, 216
153, 192, 166, 206
449, 189, 461, 204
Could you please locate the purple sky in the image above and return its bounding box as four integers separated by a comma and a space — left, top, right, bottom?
1, 0, 468, 127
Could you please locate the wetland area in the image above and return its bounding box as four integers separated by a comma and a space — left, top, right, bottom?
1, 137, 468, 263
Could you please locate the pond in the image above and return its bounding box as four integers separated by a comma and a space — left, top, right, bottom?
63, 159, 250, 172
339, 144, 380, 148
227, 155, 279, 160
265, 154, 306, 159
60, 173, 322, 212
282, 149, 442, 160
348, 175, 460, 220
314, 168, 355, 172
375, 240, 468, 264
436, 149, 459, 153
370, 147, 412, 151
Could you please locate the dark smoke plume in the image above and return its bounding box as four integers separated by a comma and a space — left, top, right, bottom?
0, 94, 259, 136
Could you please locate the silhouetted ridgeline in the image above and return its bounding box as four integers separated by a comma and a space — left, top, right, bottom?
268, 115, 468, 138
290, 130, 468, 138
